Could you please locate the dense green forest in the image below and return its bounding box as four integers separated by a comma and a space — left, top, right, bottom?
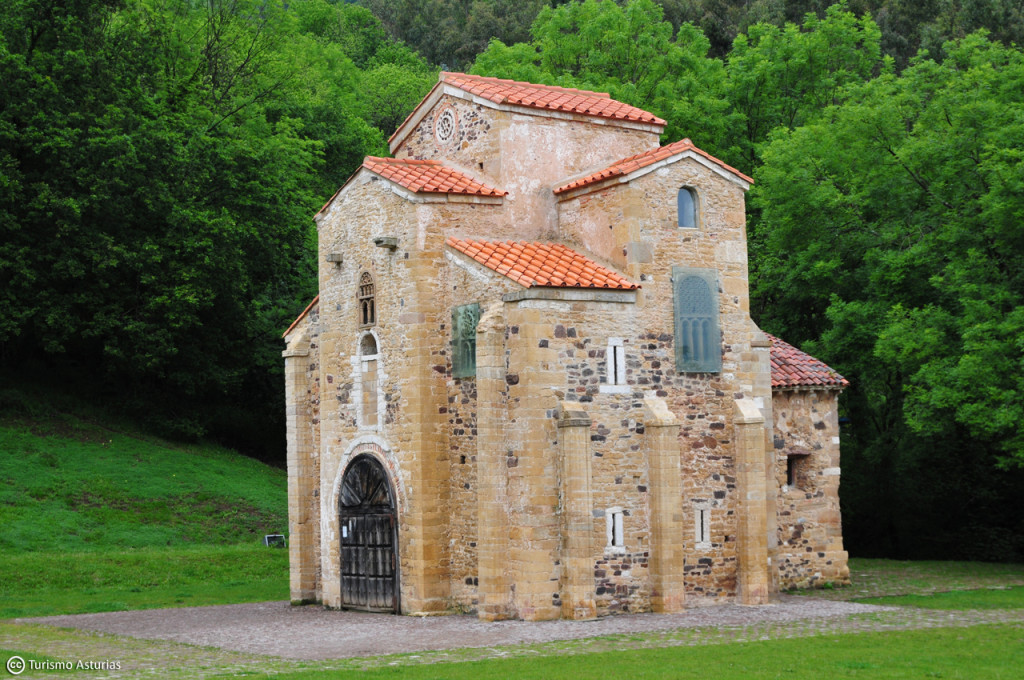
2, 0, 1022, 561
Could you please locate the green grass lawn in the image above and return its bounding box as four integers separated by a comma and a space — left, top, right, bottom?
0, 409, 291, 618
2, 403, 1024, 680
0, 417, 288, 553
0, 544, 289, 618
222, 624, 1024, 680
855, 585, 1024, 610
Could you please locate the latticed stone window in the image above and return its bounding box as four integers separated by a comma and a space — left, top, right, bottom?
672, 267, 721, 373
358, 271, 375, 327
451, 303, 480, 378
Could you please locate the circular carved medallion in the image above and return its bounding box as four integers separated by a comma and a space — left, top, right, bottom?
434, 107, 457, 145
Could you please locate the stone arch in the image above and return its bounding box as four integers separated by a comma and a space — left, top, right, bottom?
331, 436, 406, 518
336, 451, 399, 612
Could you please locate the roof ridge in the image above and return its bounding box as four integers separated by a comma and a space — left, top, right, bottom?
442, 72, 612, 99
365, 156, 440, 166
554, 137, 752, 195
767, 333, 849, 390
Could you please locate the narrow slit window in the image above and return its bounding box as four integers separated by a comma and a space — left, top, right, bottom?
601, 338, 629, 393
694, 503, 711, 549
609, 339, 625, 385
606, 508, 625, 552
677, 187, 698, 228
358, 272, 375, 327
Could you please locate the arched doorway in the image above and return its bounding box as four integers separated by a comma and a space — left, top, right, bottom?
339, 454, 398, 612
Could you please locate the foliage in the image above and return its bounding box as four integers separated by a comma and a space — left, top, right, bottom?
472, 0, 733, 154
358, 0, 548, 69
752, 32, 1024, 558
0, 0, 400, 455
722, 2, 885, 168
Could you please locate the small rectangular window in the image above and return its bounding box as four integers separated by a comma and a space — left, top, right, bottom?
451, 303, 480, 378
606, 508, 625, 553
694, 503, 711, 549
600, 338, 630, 394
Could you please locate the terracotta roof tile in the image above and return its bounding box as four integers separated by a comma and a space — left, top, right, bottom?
282, 295, 319, 338
769, 334, 849, 390
447, 238, 639, 290
362, 157, 506, 197
441, 72, 665, 126
554, 138, 753, 195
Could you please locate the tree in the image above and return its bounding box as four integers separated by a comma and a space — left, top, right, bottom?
0, 0, 383, 455
723, 2, 885, 170
751, 32, 1024, 558
471, 0, 733, 154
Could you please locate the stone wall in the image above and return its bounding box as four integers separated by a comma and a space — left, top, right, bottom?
299, 84, 793, 619
314, 171, 508, 613
772, 389, 850, 589
395, 94, 658, 240
282, 306, 322, 604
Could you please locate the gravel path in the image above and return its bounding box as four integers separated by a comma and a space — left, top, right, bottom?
14, 597, 903, 660
6, 599, 1024, 679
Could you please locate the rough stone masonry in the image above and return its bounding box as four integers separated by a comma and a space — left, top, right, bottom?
282, 72, 850, 621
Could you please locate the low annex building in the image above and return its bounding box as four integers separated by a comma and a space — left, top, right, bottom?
282, 72, 850, 620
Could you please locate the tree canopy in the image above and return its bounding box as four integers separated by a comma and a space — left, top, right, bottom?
2, 0, 1023, 559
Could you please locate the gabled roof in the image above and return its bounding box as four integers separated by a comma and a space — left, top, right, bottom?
363, 157, 506, 197
316, 157, 506, 218
554, 138, 754, 195
282, 295, 319, 338
769, 334, 849, 390
389, 72, 665, 152
440, 72, 665, 125
447, 237, 639, 290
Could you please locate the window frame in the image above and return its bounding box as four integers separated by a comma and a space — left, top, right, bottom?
671, 266, 721, 373
451, 303, 480, 379
605, 507, 626, 554
677, 186, 699, 229
358, 271, 376, 328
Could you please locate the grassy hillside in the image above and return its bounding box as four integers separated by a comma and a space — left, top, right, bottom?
0, 403, 291, 617
0, 412, 288, 553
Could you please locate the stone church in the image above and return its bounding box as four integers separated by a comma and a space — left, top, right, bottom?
282, 72, 849, 620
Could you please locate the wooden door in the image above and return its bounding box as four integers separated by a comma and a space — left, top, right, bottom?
339, 455, 397, 612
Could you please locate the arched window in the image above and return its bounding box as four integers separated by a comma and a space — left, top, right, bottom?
672, 267, 720, 373
357, 332, 379, 428
358, 272, 375, 327
677, 187, 698, 229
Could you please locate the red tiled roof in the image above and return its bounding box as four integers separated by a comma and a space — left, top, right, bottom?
554, 138, 754, 194
441, 72, 665, 126
282, 295, 319, 338
362, 157, 506, 197
447, 238, 639, 290
769, 334, 849, 389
